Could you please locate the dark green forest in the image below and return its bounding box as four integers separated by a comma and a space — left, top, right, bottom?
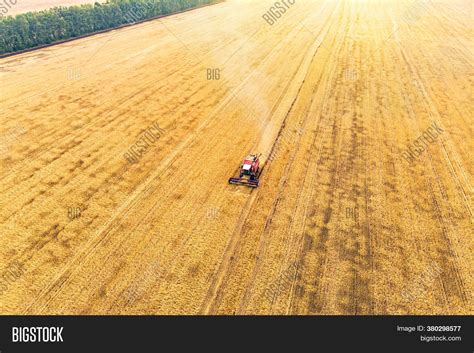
0, 0, 220, 55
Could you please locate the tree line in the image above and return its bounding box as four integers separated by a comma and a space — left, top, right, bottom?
0, 0, 221, 55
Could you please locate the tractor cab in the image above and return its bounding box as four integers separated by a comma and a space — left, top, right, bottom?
241, 155, 259, 176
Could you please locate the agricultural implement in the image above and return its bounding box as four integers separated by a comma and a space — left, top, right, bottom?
228, 153, 262, 188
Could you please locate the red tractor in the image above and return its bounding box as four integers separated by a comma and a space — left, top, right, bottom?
229, 154, 262, 188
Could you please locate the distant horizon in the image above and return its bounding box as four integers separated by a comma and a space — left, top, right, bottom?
4, 0, 105, 16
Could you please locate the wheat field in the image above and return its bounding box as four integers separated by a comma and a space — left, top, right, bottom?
0, 0, 472, 314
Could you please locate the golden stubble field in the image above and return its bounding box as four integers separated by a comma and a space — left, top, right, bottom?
0, 0, 472, 315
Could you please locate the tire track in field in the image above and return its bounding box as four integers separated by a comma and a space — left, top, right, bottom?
200, 3, 337, 313
206, 0, 346, 314
397, 43, 470, 307
235, 0, 344, 314
287, 3, 354, 314
282, 0, 357, 314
